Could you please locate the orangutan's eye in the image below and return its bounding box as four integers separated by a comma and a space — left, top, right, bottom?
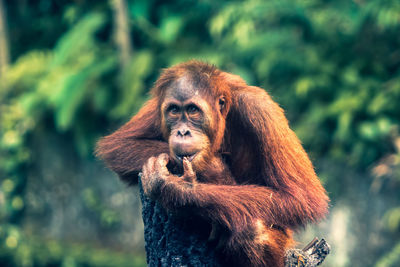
187, 104, 200, 114
219, 97, 225, 110
168, 105, 180, 114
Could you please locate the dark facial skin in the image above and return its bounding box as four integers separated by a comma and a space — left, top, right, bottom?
161, 76, 215, 171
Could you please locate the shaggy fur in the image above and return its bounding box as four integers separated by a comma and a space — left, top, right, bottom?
96, 61, 329, 267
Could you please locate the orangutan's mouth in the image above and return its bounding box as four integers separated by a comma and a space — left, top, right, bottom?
176, 153, 197, 162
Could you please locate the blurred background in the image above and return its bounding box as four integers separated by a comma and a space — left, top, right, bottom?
0, 0, 399, 266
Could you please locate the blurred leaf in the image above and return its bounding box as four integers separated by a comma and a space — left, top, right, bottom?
111, 50, 154, 119
376, 241, 400, 267
384, 207, 400, 232
52, 56, 116, 131
130, 0, 151, 19
159, 15, 184, 44
1, 51, 52, 95
52, 12, 105, 67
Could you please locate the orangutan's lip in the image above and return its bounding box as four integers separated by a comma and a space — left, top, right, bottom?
176, 153, 197, 162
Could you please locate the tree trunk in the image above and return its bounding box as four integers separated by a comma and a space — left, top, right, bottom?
0, 0, 10, 78
111, 0, 132, 69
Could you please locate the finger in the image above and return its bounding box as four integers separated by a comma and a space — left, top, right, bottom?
147, 156, 156, 172
156, 154, 170, 175
142, 162, 148, 178
142, 157, 152, 177
183, 157, 195, 178
158, 153, 170, 166
141, 161, 149, 194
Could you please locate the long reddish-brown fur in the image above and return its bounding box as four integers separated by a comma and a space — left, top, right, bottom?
96, 61, 329, 267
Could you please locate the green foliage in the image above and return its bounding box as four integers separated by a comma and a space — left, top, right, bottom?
82, 188, 121, 227
0, 224, 146, 267
110, 50, 154, 119
1, 0, 400, 266
375, 242, 400, 267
